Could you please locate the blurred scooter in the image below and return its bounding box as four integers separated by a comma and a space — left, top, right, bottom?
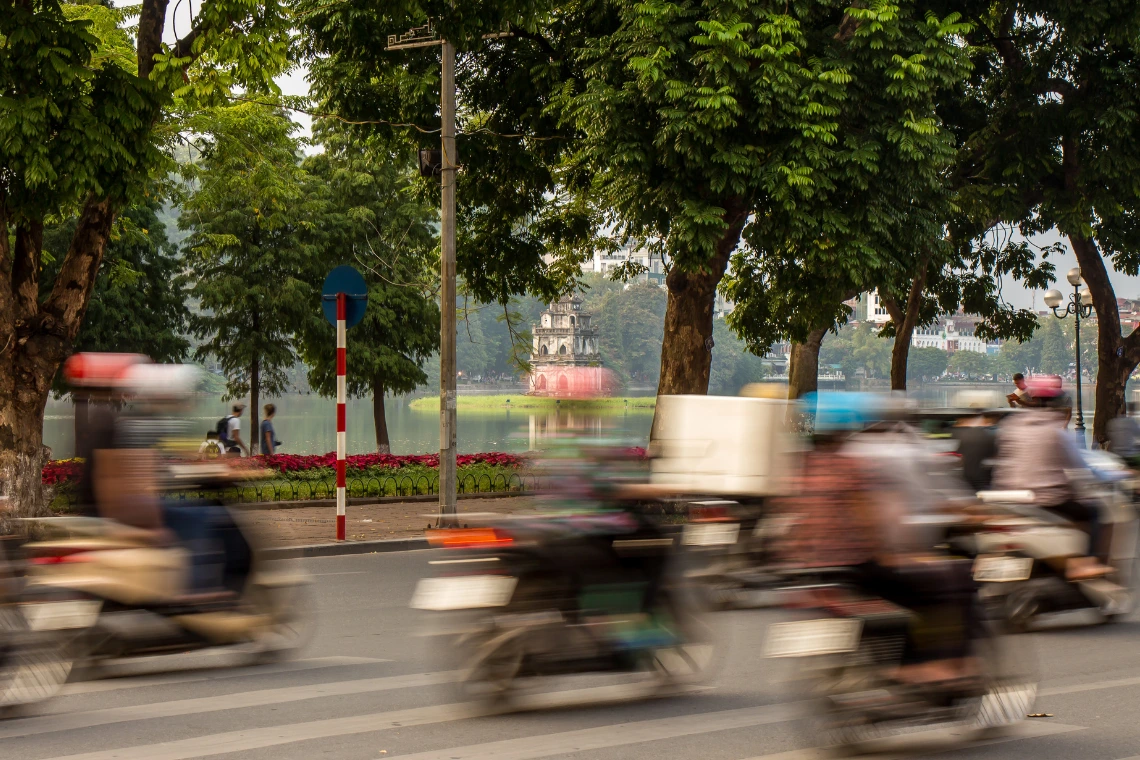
972, 454, 1138, 630
767, 565, 1038, 753
412, 507, 719, 706
20, 466, 313, 672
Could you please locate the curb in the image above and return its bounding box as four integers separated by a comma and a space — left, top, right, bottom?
264, 536, 430, 559
232, 490, 534, 511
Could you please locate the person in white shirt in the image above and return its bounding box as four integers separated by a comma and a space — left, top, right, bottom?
225, 404, 248, 456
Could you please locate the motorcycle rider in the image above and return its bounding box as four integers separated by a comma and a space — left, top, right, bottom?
991, 386, 1111, 580
777, 393, 981, 685
92, 363, 245, 599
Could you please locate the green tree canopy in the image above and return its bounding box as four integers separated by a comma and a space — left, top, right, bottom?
296, 124, 442, 453
931, 0, 1140, 441
1, 0, 294, 514
946, 349, 993, 380
179, 104, 315, 453
907, 346, 949, 383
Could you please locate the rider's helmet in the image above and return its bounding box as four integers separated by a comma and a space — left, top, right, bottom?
119, 363, 201, 411
1024, 375, 1071, 410
805, 392, 884, 436
63, 353, 150, 393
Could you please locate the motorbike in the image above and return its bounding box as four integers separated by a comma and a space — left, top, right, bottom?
766, 565, 1037, 753
971, 455, 1138, 630
19, 467, 314, 673
411, 508, 720, 705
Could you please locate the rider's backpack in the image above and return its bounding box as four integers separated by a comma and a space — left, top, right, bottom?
216, 416, 232, 446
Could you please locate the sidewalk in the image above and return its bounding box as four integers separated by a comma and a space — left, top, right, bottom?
243, 495, 542, 548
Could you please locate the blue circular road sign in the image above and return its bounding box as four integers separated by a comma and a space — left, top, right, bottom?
322, 266, 368, 328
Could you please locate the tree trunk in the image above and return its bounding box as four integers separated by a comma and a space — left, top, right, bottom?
787, 327, 828, 400
656, 205, 748, 396
373, 376, 391, 454
881, 256, 931, 392
0, 392, 51, 527
250, 356, 260, 456
1068, 233, 1140, 445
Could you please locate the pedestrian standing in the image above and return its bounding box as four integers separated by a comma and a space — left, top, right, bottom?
260, 404, 280, 455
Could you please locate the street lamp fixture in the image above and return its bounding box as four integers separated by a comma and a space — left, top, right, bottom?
1045, 267, 1095, 432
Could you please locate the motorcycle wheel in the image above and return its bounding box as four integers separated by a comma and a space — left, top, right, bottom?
453, 624, 527, 706
649, 581, 723, 688
969, 619, 1039, 736
0, 606, 74, 716
249, 580, 316, 663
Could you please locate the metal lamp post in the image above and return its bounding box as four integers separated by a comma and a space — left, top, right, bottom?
1043, 267, 1095, 431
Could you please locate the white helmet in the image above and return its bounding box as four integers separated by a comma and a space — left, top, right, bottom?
120, 363, 201, 401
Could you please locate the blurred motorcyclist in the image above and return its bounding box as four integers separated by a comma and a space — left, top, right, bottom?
776, 393, 981, 685
952, 410, 1000, 493
991, 386, 1111, 580
532, 441, 677, 649
91, 363, 245, 599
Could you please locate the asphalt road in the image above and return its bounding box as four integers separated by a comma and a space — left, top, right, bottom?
6, 549, 1140, 760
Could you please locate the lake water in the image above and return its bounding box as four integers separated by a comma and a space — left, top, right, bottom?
41, 382, 1103, 459
43, 393, 657, 459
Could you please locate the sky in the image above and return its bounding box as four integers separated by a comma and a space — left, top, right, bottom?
135, 3, 1140, 308
996, 230, 1140, 310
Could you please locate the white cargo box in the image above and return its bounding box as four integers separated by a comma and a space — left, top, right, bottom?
648, 394, 796, 497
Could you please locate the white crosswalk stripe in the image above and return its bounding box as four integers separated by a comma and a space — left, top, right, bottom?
59, 656, 388, 696
1, 670, 458, 739
15, 643, 1140, 760
387, 702, 803, 760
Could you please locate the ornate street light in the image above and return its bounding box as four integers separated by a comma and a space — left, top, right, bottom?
1043, 267, 1095, 431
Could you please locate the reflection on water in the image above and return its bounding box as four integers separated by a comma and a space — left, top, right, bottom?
43, 394, 656, 459
41, 382, 1103, 459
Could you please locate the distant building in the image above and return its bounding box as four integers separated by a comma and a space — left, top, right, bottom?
528, 295, 607, 395
853, 290, 892, 325
912, 316, 993, 354
583, 245, 666, 286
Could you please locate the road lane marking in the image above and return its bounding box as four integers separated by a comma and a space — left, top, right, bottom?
389, 702, 804, 760
2, 670, 459, 740
60, 656, 389, 696
32, 701, 472, 760
29, 697, 795, 760
1040, 673, 1140, 698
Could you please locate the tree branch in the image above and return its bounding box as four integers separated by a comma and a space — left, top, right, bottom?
40, 197, 115, 347
834, 1, 866, 42
511, 28, 557, 60
994, 7, 1022, 74
174, 24, 206, 60
12, 221, 44, 323
136, 0, 171, 79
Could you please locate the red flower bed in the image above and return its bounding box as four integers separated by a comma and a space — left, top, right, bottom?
42, 451, 530, 483
42, 459, 84, 485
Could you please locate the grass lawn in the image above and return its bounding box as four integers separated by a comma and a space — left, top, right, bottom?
408, 394, 656, 412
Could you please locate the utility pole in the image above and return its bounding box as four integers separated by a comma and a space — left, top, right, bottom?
388, 20, 510, 527
438, 38, 458, 526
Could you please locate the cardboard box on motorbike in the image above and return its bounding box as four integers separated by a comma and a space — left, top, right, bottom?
647, 392, 799, 499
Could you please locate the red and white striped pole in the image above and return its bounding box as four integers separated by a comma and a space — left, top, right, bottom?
336, 292, 347, 541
